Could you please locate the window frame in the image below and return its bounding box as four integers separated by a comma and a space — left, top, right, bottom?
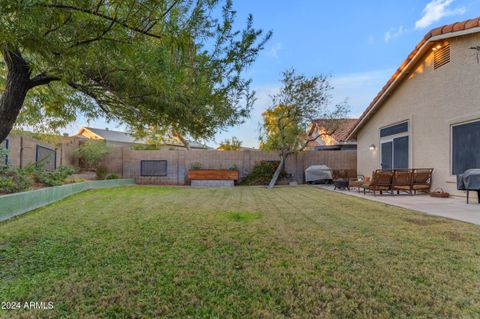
451, 118, 480, 175
140, 160, 168, 177
379, 120, 410, 170
35, 145, 57, 170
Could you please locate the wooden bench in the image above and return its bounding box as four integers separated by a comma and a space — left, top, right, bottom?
187, 169, 239, 181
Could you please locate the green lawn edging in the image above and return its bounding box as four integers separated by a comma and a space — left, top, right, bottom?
0, 179, 136, 221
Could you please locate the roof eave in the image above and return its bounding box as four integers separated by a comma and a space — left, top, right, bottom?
346, 26, 480, 141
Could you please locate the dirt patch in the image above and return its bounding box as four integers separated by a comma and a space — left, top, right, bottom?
403, 218, 447, 226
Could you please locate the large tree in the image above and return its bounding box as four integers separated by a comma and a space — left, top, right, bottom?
0, 0, 271, 144
259, 69, 349, 188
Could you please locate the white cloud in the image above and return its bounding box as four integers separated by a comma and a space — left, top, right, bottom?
415, 0, 466, 29
265, 42, 282, 60
384, 26, 406, 43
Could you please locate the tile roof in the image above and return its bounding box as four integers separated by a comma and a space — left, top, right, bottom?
311, 118, 358, 143
347, 17, 480, 139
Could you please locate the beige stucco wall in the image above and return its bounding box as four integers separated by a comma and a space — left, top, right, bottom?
356, 32, 480, 199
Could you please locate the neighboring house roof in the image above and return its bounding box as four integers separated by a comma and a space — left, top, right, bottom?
77, 127, 147, 144
309, 119, 358, 146
346, 17, 480, 140
76, 127, 208, 149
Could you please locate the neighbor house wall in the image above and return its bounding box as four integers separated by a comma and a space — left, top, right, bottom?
356, 32, 480, 198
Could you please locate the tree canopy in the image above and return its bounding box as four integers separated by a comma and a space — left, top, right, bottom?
217, 136, 242, 150
0, 0, 271, 144
259, 69, 349, 188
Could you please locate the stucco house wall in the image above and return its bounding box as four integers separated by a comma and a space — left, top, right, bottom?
356, 32, 480, 198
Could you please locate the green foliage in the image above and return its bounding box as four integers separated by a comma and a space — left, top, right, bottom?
1, 0, 271, 141
106, 173, 119, 180
239, 161, 286, 185
74, 141, 111, 169
96, 166, 108, 180
131, 144, 163, 151
217, 137, 242, 150
259, 69, 349, 153
0, 144, 7, 165
0, 172, 32, 194
191, 162, 202, 170
0, 163, 75, 193
39, 166, 76, 186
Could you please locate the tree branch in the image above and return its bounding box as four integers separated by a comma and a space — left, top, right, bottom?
42, 4, 163, 39
28, 73, 61, 89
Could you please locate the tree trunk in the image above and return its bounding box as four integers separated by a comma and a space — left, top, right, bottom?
268, 151, 288, 189
0, 49, 32, 144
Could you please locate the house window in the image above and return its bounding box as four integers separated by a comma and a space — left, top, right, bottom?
380, 121, 408, 137
380, 122, 409, 170
141, 160, 167, 176
1, 139, 8, 165
452, 120, 480, 175
36, 145, 56, 171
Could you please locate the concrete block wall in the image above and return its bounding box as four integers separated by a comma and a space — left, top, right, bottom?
3, 135, 67, 169
117, 149, 356, 185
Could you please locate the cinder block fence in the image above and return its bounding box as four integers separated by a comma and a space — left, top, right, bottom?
102, 148, 357, 185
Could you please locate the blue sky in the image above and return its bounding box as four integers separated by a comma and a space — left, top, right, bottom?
66, 0, 480, 147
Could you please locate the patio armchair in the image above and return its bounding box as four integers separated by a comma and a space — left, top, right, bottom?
411, 168, 434, 194
362, 170, 394, 196
349, 175, 365, 192
392, 170, 413, 195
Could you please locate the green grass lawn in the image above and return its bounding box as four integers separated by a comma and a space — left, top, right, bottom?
1, 186, 480, 318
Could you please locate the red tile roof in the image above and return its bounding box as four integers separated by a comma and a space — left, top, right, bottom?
347, 17, 480, 139
310, 118, 358, 143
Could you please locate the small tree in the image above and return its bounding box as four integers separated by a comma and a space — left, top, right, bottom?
74, 141, 111, 170
217, 137, 242, 150
260, 69, 349, 188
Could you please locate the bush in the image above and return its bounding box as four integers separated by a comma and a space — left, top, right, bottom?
26, 165, 76, 187
74, 141, 111, 169
191, 162, 202, 170
96, 166, 108, 180
0, 170, 32, 194
239, 161, 286, 186
106, 173, 118, 180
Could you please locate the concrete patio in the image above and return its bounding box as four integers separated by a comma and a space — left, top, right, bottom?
315, 185, 480, 226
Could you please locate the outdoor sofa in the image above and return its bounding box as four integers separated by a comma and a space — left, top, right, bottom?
362, 168, 433, 196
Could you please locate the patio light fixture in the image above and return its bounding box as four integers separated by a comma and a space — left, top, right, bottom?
369, 144, 376, 151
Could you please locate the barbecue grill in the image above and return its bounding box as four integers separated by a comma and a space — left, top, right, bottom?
305, 165, 333, 184
456, 169, 480, 204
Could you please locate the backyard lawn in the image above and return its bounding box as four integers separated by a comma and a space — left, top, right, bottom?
1, 186, 480, 318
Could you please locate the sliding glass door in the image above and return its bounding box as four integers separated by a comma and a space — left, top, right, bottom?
381, 136, 409, 170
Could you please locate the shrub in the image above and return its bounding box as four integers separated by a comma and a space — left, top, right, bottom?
29, 165, 76, 187
0, 145, 7, 165
106, 173, 118, 180
239, 161, 286, 186
74, 141, 111, 169
191, 162, 202, 170
96, 166, 108, 180
0, 171, 32, 194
